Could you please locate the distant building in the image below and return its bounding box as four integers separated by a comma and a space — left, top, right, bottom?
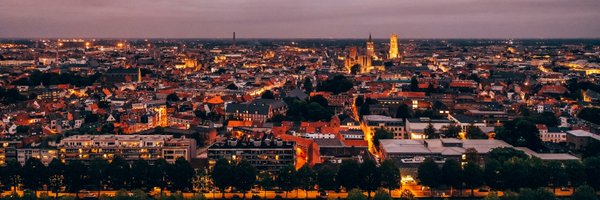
207, 138, 295, 172
225, 99, 287, 124
17, 148, 58, 166
380, 138, 578, 170
103, 68, 141, 83
58, 134, 196, 163
405, 117, 453, 139
566, 130, 600, 150
362, 115, 406, 139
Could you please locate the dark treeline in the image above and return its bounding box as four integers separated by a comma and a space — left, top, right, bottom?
417, 147, 600, 198
211, 158, 400, 199
0, 156, 195, 198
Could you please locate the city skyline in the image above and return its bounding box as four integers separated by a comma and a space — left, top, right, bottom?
1, 0, 600, 39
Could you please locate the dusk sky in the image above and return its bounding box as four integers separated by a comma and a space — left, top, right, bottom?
1, 0, 599, 39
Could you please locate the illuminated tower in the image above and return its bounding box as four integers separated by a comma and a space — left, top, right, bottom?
366, 33, 375, 58
137, 67, 142, 82
389, 34, 399, 59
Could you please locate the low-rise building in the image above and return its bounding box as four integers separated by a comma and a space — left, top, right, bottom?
405, 117, 453, 139
207, 138, 295, 172
566, 130, 600, 150
362, 115, 406, 139
58, 134, 196, 163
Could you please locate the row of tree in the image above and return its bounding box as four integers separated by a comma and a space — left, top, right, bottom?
417, 149, 600, 196
0, 157, 195, 198
211, 158, 401, 199
483, 186, 598, 200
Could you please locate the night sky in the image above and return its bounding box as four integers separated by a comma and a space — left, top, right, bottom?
1, 0, 599, 39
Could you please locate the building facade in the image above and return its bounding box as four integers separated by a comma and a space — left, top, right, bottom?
207, 138, 295, 172
58, 134, 196, 163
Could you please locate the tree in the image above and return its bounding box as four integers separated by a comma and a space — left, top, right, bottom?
130, 159, 150, 190
373, 128, 394, 149
172, 157, 195, 191
572, 185, 598, 200
296, 164, 316, 199
277, 165, 297, 198
564, 160, 586, 187
466, 125, 487, 139
488, 147, 528, 163
233, 160, 257, 199
441, 159, 462, 196
1, 160, 22, 193
359, 158, 380, 198
107, 156, 130, 190
22, 158, 48, 193
261, 90, 275, 99
166, 93, 180, 102
337, 160, 360, 190
378, 160, 400, 195
441, 124, 461, 138
501, 158, 530, 191
359, 104, 371, 117
518, 188, 556, 200
395, 104, 411, 119
149, 159, 171, 194
577, 107, 600, 125
355, 96, 364, 107
48, 159, 66, 198
584, 156, 600, 189
211, 158, 232, 198
88, 158, 108, 196
350, 64, 361, 75
317, 75, 353, 94
258, 172, 274, 199
65, 160, 86, 197
483, 192, 500, 200
418, 158, 441, 190
424, 123, 437, 139
303, 77, 313, 93
347, 189, 367, 200
315, 164, 338, 191
309, 95, 329, 108
463, 162, 484, 197
373, 189, 393, 200
495, 118, 544, 151
546, 160, 567, 193
484, 159, 502, 189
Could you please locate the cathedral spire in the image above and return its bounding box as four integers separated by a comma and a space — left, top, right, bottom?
368, 33, 372, 42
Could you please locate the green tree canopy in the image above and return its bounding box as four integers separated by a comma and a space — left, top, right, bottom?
337, 160, 360, 190
418, 158, 441, 189
378, 160, 401, 195
572, 185, 598, 200
261, 90, 275, 99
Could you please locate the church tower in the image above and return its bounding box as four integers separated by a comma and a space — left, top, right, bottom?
137, 67, 142, 82
389, 34, 399, 59
366, 33, 375, 58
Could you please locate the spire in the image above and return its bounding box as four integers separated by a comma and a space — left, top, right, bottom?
368, 33, 372, 42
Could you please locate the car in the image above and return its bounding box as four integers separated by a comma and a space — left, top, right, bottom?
318, 191, 328, 198
478, 187, 490, 192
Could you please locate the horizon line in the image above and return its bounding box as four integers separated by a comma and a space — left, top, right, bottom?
1, 37, 600, 41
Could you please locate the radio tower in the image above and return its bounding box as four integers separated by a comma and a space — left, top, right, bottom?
232, 32, 236, 49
